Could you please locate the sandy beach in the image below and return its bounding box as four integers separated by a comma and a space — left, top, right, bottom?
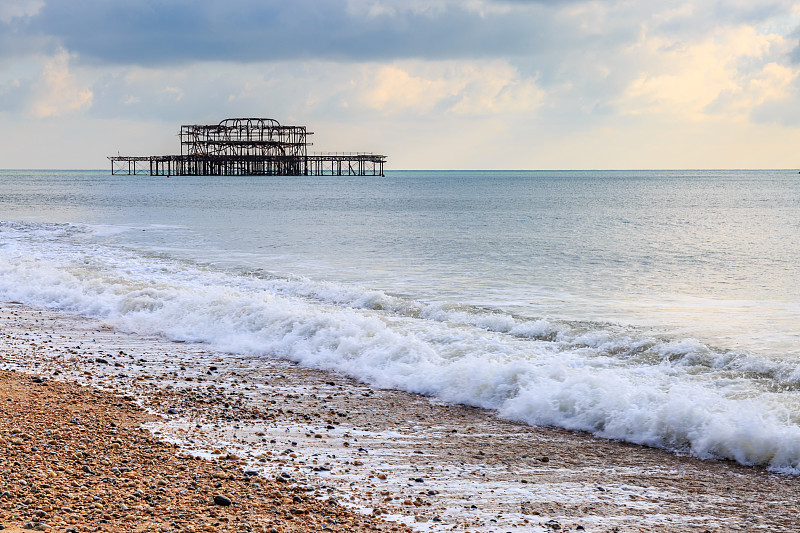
2, 302, 799, 532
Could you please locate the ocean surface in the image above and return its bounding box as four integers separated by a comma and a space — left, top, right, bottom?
1, 169, 800, 472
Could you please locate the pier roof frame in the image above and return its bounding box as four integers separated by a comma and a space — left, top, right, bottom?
180, 117, 312, 158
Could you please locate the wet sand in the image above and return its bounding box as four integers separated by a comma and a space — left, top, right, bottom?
2, 302, 799, 532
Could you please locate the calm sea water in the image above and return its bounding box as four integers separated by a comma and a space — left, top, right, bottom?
1, 169, 800, 470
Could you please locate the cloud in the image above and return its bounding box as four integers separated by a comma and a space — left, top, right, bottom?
616, 25, 798, 122
749, 68, 800, 127
0, 0, 43, 23
364, 66, 452, 113
5, 1, 797, 107
1, 2, 796, 68
20, 0, 557, 66
3, 0, 800, 169
362, 61, 543, 116
28, 49, 93, 118
80, 58, 545, 126
791, 23, 800, 63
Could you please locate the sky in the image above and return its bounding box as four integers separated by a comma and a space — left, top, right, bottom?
1, 0, 800, 170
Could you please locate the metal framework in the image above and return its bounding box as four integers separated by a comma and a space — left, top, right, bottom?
109, 118, 385, 176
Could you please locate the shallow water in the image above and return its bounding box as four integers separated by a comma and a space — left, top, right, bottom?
1, 169, 800, 471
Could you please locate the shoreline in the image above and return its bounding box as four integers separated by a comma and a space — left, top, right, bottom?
2, 302, 799, 532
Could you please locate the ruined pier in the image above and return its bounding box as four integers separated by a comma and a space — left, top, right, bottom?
109, 118, 386, 177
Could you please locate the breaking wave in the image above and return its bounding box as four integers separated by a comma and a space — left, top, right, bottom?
2, 221, 800, 473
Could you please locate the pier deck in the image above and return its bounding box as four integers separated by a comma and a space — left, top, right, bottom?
109, 153, 386, 177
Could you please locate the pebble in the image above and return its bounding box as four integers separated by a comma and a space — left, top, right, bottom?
0, 361, 408, 533
213, 495, 232, 507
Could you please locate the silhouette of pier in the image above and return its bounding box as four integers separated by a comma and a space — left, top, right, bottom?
109, 118, 385, 176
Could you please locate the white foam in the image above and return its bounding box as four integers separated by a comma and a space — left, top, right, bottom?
3, 221, 800, 472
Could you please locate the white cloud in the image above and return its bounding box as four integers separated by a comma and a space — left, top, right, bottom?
161, 86, 185, 102
363, 65, 454, 112
617, 25, 798, 121
362, 61, 544, 116
28, 50, 93, 118
448, 64, 545, 116
0, 0, 43, 23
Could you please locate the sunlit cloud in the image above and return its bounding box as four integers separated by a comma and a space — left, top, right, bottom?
618, 25, 797, 122
363, 65, 456, 113
362, 61, 544, 116
28, 49, 93, 118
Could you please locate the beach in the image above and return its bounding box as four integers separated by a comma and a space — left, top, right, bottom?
0, 368, 410, 533
2, 302, 799, 532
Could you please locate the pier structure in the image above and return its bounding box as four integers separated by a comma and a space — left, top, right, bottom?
109, 118, 385, 177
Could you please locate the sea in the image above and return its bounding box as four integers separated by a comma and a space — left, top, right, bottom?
1, 169, 799, 472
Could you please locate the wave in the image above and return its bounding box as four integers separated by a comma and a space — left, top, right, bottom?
2, 221, 800, 473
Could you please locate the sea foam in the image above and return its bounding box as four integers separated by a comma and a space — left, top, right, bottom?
2, 221, 800, 473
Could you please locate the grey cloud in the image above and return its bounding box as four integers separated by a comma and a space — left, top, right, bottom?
4, 1, 798, 68
749, 76, 800, 127
0, 14, 57, 61
710, 0, 790, 25
4, 0, 799, 131
8, 1, 794, 75
791, 25, 800, 64
22, 0, 559, 66
750, 99, 800, 127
